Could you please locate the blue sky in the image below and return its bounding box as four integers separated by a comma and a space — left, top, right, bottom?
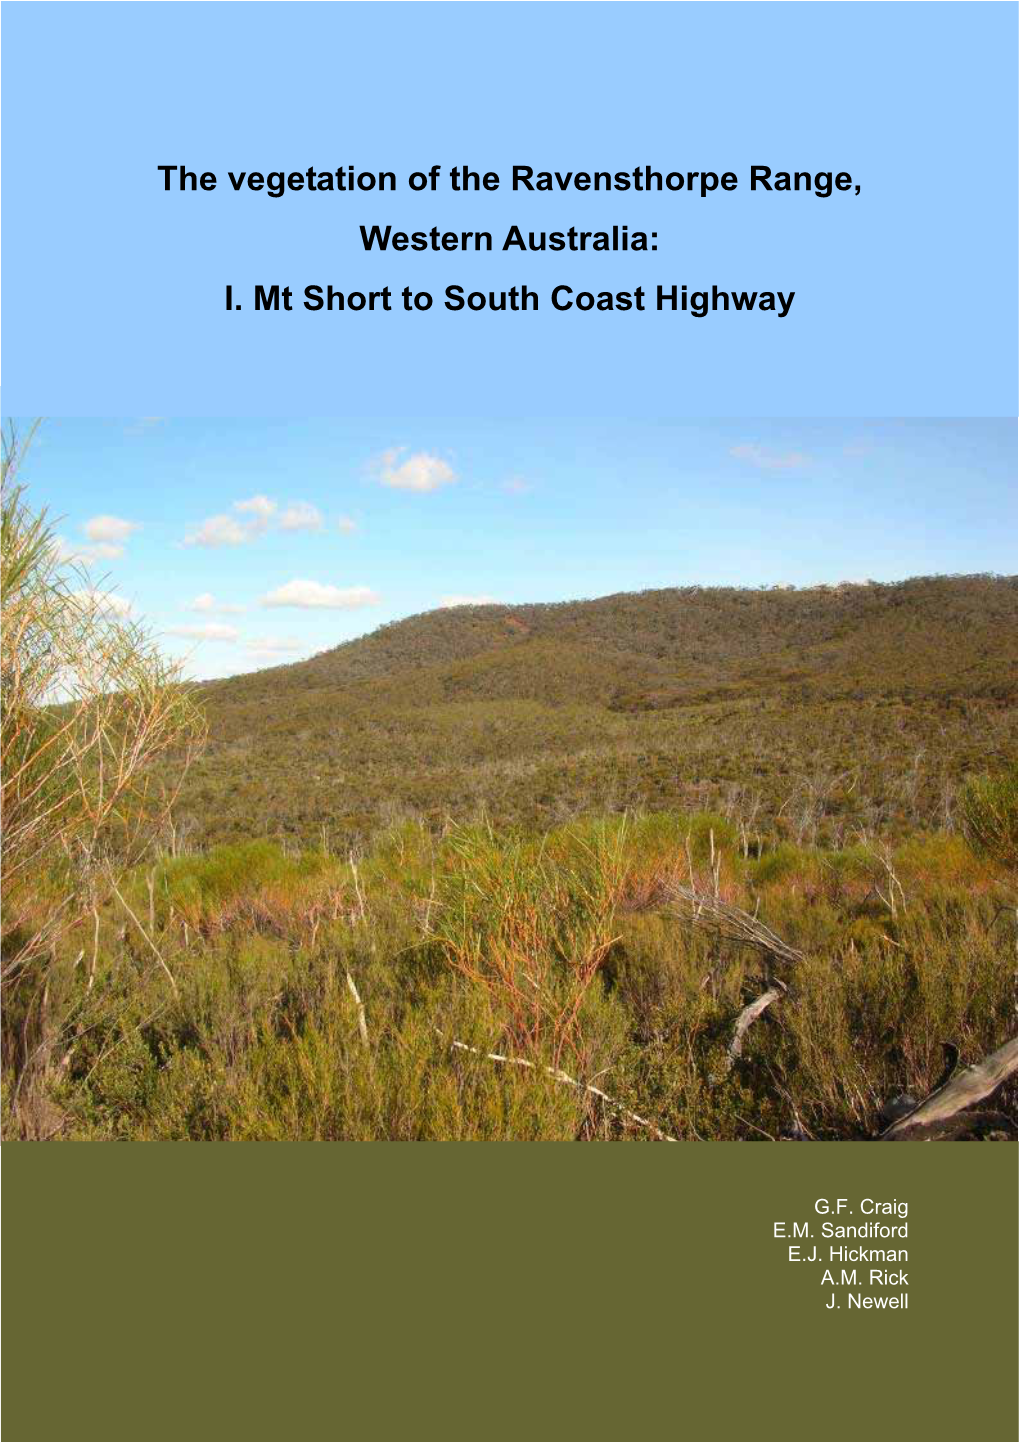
10, 417, 1017, 680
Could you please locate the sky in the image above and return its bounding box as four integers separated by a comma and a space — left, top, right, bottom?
9, 416, 1017, 680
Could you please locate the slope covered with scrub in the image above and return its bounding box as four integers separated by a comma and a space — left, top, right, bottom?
175, 575, 1017, 850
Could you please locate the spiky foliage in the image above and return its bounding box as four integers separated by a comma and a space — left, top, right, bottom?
2, 425, 205, 1128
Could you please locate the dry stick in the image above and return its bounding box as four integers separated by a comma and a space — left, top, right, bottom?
881, 1037, 1018, 1139
443, 1033, 679, 1142
349, 854, 367, 923
346, 971, 370, 1050
725, 983, 787, 1071
88, 906, 100, 992
108, 876, 179, 997
669, 884, 802, 1095
668, 883, 806, 967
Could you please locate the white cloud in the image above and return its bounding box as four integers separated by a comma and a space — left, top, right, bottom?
279, 501, 324, 532
439, 594, 499, 608
70, 589, 133, 617
165, 623, 240, 642
188, 592, 245, 615
729, 443, 811, 471
184, 494, 326, 546
260, 579, 381, 610
84, 514, 140, 544
52, 537, 124, 566
374, 449, 457, 493
184, 514, 252, 547
502, 477, 533, 496
55, 515, 139, 565
234, 494, 277, 522
337, 515, 358, 535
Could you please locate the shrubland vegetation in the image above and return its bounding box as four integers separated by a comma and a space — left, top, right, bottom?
3, 453, 1016, 1140
178, 574, 1016, 851
7, 816, 1016, 1140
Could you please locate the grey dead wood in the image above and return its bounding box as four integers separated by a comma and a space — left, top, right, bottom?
668, 884, 798, 1082
881, 1037, 1018, 1139
345, 971, 370, 1049
725, 983, 787, 1071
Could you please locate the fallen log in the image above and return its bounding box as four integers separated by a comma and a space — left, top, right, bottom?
882, 1037, 1018, 1139
884, 1110, 1015, 1142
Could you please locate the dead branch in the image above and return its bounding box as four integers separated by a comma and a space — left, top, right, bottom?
108, 876, 179, 996
882, 1037, 1018, 1139
724, 984, 787, 1071
442, 1033, 678, 1142
670, 884, 802, 1088
668, 883, 806, 968
884, 1110, 1015, 1141
345, 971, 370, 1050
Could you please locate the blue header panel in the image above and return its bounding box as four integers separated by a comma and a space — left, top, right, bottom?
2, 2, 1016, 416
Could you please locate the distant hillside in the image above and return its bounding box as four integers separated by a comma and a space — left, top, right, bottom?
179, 576, 1018, 848
202, 575, 1017, 710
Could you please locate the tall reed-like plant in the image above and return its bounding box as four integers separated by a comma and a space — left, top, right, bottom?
426, 823, 623, 1068
1, 424, 205, 1127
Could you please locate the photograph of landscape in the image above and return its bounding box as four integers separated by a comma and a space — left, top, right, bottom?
2, 417, 1016, 1141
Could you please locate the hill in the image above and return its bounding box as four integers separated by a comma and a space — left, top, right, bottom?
175, 576, 1017, 850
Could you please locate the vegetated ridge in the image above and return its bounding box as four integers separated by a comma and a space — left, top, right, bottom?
178, 575, 1017, 850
